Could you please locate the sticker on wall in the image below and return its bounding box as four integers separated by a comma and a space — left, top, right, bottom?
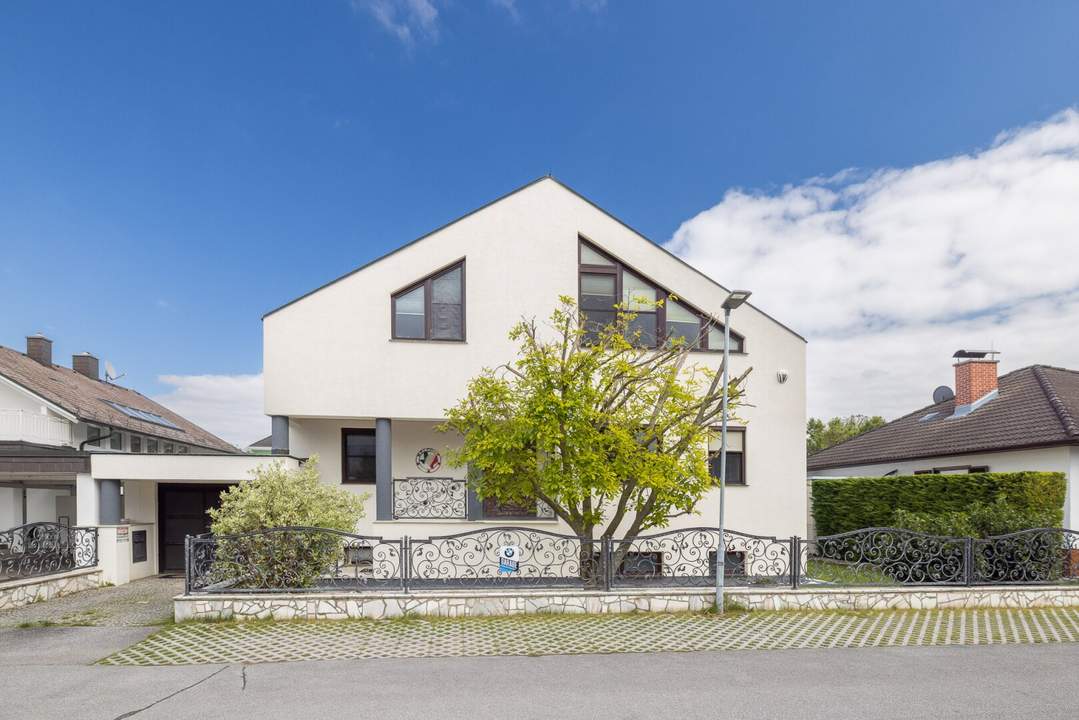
415, 448, 442, 473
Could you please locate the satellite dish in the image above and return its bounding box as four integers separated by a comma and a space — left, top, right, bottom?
104, 361, 125, 383
933, 385, 955, 404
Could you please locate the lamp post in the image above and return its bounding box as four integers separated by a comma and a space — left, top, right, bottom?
716, 289, 751, 613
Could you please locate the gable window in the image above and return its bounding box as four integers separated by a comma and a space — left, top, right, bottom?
391, 261, 465, 341
708, 428, 746, 486
578, 238, 744, 352
341, 429, 376, 484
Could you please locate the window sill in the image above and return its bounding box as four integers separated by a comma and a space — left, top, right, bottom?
389, 338, 468, 344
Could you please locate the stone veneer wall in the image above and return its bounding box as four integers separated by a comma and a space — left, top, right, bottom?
0, 568, 103, 611
174, 584, 1079, 622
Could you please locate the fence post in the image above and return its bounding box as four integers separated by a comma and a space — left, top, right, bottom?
602, 537, 611, 592
964, 536, 974, 586
790, 536, 801, 590
401, 535, 410, 593
183, 535, 191, 595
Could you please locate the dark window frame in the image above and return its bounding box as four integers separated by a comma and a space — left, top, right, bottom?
341, 428, 377, 485
577, 237, 746, 353
708, 426, 747, 486
390, 259, 466, 342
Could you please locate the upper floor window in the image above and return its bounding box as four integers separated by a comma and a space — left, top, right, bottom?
110, 431, 123, 451
130, 435, 142, 453
392, 261, 465, 341
578, 238, 745, 352
708, 428, 745, 485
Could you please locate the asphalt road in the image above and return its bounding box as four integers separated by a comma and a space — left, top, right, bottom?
0, 628, 1076, 720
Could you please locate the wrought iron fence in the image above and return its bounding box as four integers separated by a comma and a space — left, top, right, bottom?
0, 523, 98, 582
809, 527, 1079, 587
185, 527, 405, 593
182, 524, 1079, 594
609, 528, 801, 588
393, 477, 466, 519
409, 526, 601, 588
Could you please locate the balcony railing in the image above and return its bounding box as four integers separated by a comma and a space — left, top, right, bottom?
0, 410, 73, 446
392, 477, 467, 520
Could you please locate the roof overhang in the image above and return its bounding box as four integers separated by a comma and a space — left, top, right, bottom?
0, 372, 78, 422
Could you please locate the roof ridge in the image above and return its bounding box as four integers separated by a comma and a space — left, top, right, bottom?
1032, 365, 1079, 438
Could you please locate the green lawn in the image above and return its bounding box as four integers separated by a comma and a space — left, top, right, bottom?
805, 558, 894, 585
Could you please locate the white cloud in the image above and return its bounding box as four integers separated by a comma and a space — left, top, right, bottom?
153, 374, 266, 449
666, 109, 1079, 420
355, 0, 440, 46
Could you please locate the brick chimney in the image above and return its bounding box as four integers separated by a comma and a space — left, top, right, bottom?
953, 350, 999, 407
26, 334, 53, 366
73, 352, 100, 380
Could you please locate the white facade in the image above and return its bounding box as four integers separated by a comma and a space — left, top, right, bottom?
265, 178, 808, 539
808, 446, 1079, 530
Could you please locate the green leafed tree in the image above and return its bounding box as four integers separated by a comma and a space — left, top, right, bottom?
806, 415, 887, 456
440, 296, 750, 576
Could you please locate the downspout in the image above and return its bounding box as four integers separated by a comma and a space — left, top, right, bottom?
79, 427, 116, 451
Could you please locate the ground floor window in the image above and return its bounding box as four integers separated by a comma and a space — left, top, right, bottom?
342, 428, 376, 483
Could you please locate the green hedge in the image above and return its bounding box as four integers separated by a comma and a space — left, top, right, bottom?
811, 472, 1066, 537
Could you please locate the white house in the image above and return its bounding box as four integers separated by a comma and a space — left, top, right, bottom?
807, 352, 1079, 529
263, 176, 808, 540
3, 176, 808, 587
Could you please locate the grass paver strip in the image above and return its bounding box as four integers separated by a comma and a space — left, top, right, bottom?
96, 607, 1079, 667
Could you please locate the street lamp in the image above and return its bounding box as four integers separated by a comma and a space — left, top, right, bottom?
716, 289, 751, 613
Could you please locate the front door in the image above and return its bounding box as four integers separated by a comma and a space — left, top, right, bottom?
158, 484, 231, 572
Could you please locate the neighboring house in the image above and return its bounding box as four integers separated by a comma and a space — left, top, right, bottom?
807, 352, 1079, 528
263, 176, 808, 539
244, 435, 273, 455
0, 337, 289, 580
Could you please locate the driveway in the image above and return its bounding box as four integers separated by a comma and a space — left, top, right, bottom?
0, 576, 181, 628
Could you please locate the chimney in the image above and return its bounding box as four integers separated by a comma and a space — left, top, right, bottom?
73, 352, 100, 381
953, 350, 999, 408
26, 334, 53, 366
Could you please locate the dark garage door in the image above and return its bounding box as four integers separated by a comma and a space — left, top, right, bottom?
158, 484, 231, 572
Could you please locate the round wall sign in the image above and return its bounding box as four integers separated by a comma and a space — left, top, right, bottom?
415, 448, 442, 473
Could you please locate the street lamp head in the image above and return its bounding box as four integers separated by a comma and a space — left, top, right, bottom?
721, 290, 752, 311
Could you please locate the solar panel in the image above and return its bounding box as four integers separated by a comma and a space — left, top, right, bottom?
105, 400, 182, 430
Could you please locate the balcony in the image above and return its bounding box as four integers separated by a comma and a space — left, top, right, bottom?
392, 477, 467, 520
0, 410, 73, 447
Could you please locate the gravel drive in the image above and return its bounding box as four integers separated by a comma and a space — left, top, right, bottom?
0, 576, 182, 628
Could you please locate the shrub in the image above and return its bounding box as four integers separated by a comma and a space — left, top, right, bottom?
892, 498, 1060, 538
207, 457, 367, 588
811, 472, 1066, 536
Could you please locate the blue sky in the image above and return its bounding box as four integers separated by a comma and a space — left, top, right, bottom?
3, 2, 1079, 444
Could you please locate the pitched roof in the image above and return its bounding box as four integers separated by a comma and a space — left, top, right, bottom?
247, 435, 272, 449
0, 346, 238, 453
807, 365, 1079, 471
261, 175, 806, 342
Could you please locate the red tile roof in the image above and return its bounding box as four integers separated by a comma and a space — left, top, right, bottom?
0, 345, 238, 453
807, 365, 1079, 471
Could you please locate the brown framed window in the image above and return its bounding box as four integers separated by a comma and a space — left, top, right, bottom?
392, 260, 465, 341
578, 238, 745, 352
708, 428, 746, 486
341, 429, 376, 484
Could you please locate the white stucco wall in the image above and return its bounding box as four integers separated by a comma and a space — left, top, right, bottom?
809, 445, 1077, 528
266, 179, 807, 539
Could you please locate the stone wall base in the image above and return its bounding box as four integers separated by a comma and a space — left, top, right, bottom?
0, 568, 103, 611
174, 584, 1079, 622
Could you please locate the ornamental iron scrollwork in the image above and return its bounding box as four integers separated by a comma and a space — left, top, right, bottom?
0, 523, 98, 581
393, 477, 466, 519
811, 528, 968, 585
972, 528, 1079, 585
186, 527, 403, 593
610, 528, 794, 588
409, 526, 601, 588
